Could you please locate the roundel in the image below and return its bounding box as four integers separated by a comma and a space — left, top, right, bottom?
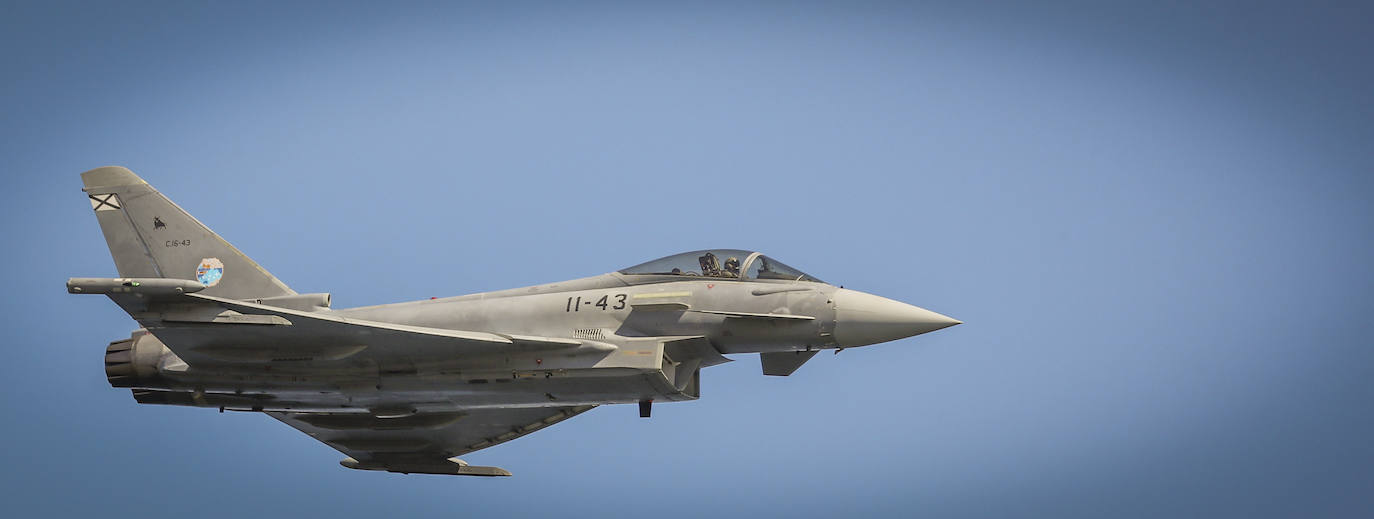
196, 258, 224, 286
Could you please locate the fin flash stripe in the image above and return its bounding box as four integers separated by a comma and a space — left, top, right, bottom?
89, 193, 121, 211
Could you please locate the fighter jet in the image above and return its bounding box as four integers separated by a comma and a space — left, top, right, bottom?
71, 166, 960, 477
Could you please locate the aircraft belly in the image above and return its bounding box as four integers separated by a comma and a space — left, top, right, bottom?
133, 371, 687, 412
133, 337, 697, 412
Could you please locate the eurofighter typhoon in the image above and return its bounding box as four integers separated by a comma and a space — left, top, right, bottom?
71, 166, 960, 477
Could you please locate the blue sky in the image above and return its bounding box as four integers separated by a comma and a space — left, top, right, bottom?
2, 2, 1371, 517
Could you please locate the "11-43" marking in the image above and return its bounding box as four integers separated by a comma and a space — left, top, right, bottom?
565, 294, 627, 312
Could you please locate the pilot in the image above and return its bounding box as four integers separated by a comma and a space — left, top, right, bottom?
723, 257, 741, 278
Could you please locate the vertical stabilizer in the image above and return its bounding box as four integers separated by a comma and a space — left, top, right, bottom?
80, 166, 295, 300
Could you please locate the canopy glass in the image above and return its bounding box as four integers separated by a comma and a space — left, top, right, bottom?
619, 250, 823, 283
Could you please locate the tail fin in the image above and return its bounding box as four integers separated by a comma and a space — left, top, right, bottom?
81, 166, 295, 300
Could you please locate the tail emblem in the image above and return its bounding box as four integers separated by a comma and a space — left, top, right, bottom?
196, 258, 224, 286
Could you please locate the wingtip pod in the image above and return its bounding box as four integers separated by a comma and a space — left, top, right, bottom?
339, 457, 512, 477
80, 166, 145, 190
67, 277, 205, 295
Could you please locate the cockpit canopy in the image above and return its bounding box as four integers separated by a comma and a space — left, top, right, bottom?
618, 249, 824, 283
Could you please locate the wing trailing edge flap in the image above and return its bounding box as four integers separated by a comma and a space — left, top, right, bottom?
68, 278, 334, 321
189, 292, 512, 341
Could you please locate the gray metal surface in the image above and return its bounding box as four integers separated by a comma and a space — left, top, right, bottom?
72, 166, 960, 476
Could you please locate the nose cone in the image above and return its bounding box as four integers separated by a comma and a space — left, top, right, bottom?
832, 289, 960, 348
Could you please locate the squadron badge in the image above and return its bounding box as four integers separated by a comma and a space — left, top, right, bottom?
196, 258, 224, 286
